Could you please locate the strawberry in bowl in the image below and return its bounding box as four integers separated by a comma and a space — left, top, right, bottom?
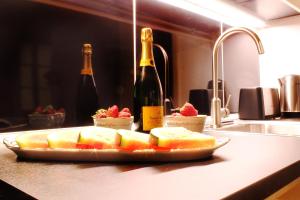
92, 105, 133, 130
164, 102, 206, 132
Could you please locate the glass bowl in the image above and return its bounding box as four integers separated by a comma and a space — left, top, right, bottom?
28, 113, 65, 129
164, 115, 207, 132
93, 116, 133, 130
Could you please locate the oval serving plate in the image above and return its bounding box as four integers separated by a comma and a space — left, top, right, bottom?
3, 136, 229, 162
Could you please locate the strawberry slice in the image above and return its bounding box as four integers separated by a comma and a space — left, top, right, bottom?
120, 107, 131, 114
76, 143, 104, 149
151, 145, 171, 151
35, 106, 43, 114
180, 102, 198, 116
107, 105, 119, 118
171, 112, 182, 116
95, 109, 107, 118
76, 143, 94, 149
118, 111, 131, 118
57, 108, 65, 113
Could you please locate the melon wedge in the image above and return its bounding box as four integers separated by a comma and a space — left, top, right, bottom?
16, 131, 49, 149
150, 127, 216, 149
117, 129, 151, 150
47, 129, 80, 149
78, 127, 118, 149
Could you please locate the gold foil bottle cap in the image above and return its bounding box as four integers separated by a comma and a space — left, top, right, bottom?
139, 28, 155, 67
141, 27, 153, 42
81, 43, 93, 75
83, 43, 92, 54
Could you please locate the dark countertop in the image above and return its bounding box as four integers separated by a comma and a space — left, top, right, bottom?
0, 130, 299, 200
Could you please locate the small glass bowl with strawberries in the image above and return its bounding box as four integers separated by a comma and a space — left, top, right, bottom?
28, 105, 65, 129
92, 105, 133, 130
164, 102, 206, 132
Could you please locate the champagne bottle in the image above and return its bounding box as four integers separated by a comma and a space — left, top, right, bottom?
133, 28, 164, 132
76, 44, 99, 125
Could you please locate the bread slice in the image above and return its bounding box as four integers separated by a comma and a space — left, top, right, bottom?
47, 129, 80, 149
78, 127, 118, 149
16, 131, 49, 149
150, 127, 215, 149
117, 129, 151, 150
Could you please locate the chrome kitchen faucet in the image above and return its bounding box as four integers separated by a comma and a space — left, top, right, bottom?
211, 27, 264, 128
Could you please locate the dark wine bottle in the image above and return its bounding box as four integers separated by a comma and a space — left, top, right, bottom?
76, 44, 99, 125
133, 28, 164, 132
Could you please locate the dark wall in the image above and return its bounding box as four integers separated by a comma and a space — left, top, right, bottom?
0, 0, 173, 127
0, 0, 134, 126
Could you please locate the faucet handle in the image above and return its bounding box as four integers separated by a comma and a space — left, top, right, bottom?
221, 94, 231, 118
221, 107, 230, 118
225, 94, 231, 109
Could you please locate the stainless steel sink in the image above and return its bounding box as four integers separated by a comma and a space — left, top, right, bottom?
217, 122, 300, 137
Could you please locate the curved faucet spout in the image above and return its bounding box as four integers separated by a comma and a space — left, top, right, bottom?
211, 27, 264, 128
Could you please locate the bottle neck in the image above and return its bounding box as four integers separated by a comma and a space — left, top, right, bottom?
140, 41, 155, 67
81, 53, 93, 75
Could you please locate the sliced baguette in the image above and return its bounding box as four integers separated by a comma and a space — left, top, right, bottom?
16, 131, 49, 149
150, 127, 215, 149
117, 129, 151, 150
78, 127, 118, 149
47, 129, 80, 149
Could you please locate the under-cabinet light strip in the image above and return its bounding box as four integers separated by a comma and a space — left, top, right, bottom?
282, 0, 300, 13
157, 0, 266, 28
133, 0, 137, 83
220, 22, 225, 108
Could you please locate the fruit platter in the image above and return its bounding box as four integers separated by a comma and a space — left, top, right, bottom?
3, 126, 229, 162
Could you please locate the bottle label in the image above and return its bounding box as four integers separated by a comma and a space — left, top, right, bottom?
142, 106, 163, 131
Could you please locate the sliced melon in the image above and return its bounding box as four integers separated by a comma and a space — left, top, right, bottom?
47, 129, 80, 149
78, 127, 118, 149
117, 129, 151, 150
150, 127, 216, 149
16, 131, 49, 149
